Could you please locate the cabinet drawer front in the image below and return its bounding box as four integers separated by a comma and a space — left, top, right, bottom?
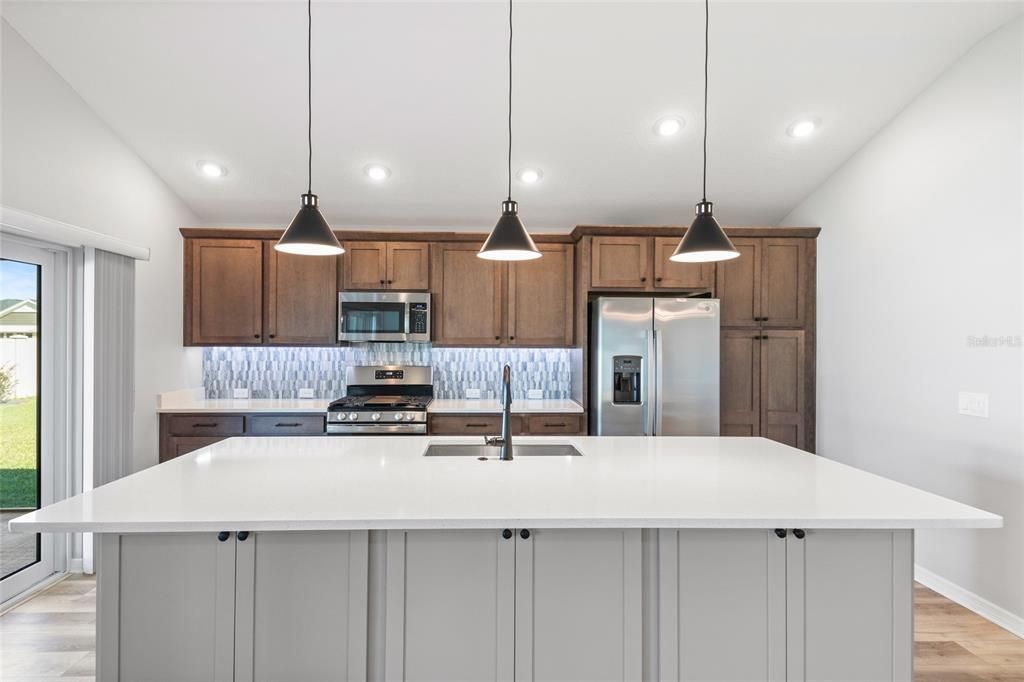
525, 415, 582, 434
248, 415, 325, 436
429, 415, 503, 435
168, 415, 245, 436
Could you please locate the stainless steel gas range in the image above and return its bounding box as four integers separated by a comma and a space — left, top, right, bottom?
326, 365, 433, 435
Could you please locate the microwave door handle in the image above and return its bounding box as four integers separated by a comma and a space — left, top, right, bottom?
404, 303, 411, 341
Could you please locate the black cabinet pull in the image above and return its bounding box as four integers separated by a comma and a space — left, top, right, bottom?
269, 334, 276, 339
544, 423, 566, 428
237, 531, 250, 542
495, 336, 500, 341
465, 423, 490, 428
509, 336, 515, 341
387, 280, 393, 285
193, 423, 219, 428
640, 277, 647, 282
655, 277, 663, 282
275, 422, 302, 427
379, 280, 385, 285
520, 529, 530, 540
502, 529, 513, 540
217, 531, 230, 542
774, 528, 787, 539
793, 529, 806, 539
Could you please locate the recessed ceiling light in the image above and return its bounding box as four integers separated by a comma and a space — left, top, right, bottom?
654, 116, 685, 137
517, 168, 543, 184
787, 119, 819, 138
197, 160, 227, 178
364, 164, 391, 181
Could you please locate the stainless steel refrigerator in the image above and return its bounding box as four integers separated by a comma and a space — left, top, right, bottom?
589, 297, 720, 436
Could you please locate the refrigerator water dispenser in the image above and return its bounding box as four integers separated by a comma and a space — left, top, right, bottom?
612, 356, 642, 404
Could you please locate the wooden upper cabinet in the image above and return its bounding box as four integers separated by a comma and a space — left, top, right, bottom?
761, 330, 805, 450
590, 237, 650, 288
716, 237, 761, 327
720, 330, 761, 438
760, 238, 807, 328
432, 243, 504, 346
342, 242, 388, 290
386, 242, 430, 290
187, 239, 263, 345
342, 241, 430, 290
508, 244, 574, 347
653, 237, 714, 290
264, 243, 338, 345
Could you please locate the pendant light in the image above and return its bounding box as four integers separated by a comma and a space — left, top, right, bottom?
478, 0, 541, 261
275, 0, 344, 257
670, 0, 739, 263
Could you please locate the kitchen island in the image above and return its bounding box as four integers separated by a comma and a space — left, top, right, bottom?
12, 436, 1000, 682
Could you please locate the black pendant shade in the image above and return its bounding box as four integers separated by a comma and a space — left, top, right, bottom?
478, 200, 541, 261
670, 201, 739, 263
670, 0, 739, 264
276, 193, 343, 256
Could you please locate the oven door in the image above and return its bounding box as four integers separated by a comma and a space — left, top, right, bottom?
338, 292, 430, 342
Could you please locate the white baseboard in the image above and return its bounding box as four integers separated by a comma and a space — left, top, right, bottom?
915, 564, 1024, 638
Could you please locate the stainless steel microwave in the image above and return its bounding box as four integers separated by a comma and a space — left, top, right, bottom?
338, 292, 430, 343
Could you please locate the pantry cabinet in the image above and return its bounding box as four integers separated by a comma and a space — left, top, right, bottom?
658, 529, 912, 682
716, 237, 809, 328
100, 531, 368, 682
342, 241, 430, 291
383, 528, 641, 682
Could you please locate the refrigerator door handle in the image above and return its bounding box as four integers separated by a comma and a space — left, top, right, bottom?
646, 328, 656, 436
654, 328, 663, 435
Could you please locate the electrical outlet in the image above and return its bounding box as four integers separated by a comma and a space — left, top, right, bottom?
527, 389, 543, 400
232, 388, 250, 400
465, 388, 481, 399
298, 388, 315, 399
958, 391, 989, 418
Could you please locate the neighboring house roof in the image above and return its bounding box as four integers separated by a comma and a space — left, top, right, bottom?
0, 299, 37, 332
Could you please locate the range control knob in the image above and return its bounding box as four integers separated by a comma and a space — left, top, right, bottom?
406, 413, 418, 421
394, 413, 405, 421
371, 413, 382, 422
347, 412, 359, 421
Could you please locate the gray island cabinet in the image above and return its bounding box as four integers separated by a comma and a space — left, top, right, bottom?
11, 435, 1000, 682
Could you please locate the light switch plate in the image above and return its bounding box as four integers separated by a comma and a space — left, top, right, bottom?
958, 391, 989, 418
527, 389, 543, 400
298, 388, 315, 399
465, 388, 481, 399
232, 387, 250, 400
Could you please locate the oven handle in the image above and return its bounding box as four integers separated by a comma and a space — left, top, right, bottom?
326, 423, 427, 435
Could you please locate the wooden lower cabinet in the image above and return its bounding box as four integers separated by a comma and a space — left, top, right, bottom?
159, 413, 325, 462
383, 529, 641, 682
428, 413, 584, 436
658, 529, 913, 682
101, 531, 369, 682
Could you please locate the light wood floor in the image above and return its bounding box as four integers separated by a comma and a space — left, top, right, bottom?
0, 576, 1021, 681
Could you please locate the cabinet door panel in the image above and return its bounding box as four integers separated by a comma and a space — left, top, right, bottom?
761, 238, 807, 327
342, 242, 388, 290
433, 244, 505, 345
787, 531, 913, 682
117, 534, 235, 682
761, 331, 805, 450
264, 243, 338, 344
721, 331, 761, 438
715, 237, 760, 327
386, 242, 430, 290
590, 237, 650, 288
653, 237, 714, 290
188, 239, 263, 344
385, 530, 515, 682
659, 530, 786, 682
516, 529, 641, 682
234, 531, 368, 682
508, 244, 574, 346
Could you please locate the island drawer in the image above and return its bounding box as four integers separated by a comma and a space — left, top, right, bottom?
248, 415, 325, 436
525, 415, 583, 434
167, 415, 245, 436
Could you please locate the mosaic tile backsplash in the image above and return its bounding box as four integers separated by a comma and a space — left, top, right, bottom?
203, 345, 578, 400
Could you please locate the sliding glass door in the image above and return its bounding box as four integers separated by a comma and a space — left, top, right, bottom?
0, 239, 62, 601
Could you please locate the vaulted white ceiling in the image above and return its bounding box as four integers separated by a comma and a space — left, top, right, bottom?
2, 1, 1020, 231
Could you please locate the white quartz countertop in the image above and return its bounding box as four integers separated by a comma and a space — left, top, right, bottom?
427, 399, 583, 414
11, 436, 1000, 534
156, 395, 583, 414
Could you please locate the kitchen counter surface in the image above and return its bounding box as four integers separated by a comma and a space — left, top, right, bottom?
11, 436, 1000, 534
157, 394, 583, 414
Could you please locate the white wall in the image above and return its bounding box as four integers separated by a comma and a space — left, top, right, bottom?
784, 18, 1024, 622
1, 19, 202, 472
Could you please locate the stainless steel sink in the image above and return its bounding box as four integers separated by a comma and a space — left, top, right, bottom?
423, 443, 583, 458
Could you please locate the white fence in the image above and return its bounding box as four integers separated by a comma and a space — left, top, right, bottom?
0, 337, 37, 398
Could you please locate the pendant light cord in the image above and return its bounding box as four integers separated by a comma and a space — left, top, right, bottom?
507, 0, 513, 201
307, 0, 313, 195
702, 0, 709, 203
